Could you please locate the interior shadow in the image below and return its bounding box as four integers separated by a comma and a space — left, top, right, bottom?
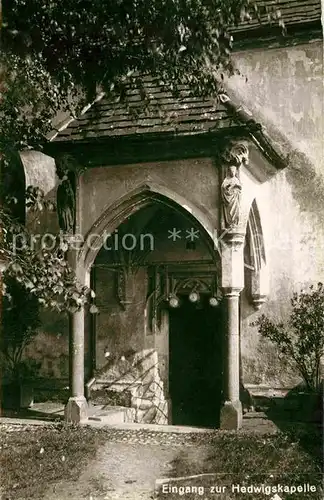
169, 294, 223, 428
1, 407, 64, 422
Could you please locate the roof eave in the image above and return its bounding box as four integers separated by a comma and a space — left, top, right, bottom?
219, 93, 288, 170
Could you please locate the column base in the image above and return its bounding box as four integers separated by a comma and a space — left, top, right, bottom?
64, 396, 88, 423
220, 400, 243, 430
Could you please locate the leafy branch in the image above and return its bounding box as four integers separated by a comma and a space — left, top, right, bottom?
0, 203, 95, 314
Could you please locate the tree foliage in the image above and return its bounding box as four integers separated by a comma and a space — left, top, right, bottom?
0, 1, 283, 309
0, 0, 285, 153
254, 283, 324, 391
0, 202, 94, 313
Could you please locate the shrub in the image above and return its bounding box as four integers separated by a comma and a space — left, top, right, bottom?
0, 276, 41, 383
253, 283, 324, 392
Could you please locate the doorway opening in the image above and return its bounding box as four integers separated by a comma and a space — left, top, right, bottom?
169, 294, 223, 428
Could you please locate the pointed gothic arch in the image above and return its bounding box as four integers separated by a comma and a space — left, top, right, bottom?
245, 199, 269, 310
78, 182, 220, 276
246, 199, 266, 270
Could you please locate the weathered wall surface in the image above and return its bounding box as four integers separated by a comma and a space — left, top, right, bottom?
241, 168, 324, 387
25, 311, 69, 380
229, 42, 323, 169
95, 266, 148, 368
20, 150, 57, 196
230, 41, 324, 387
79, 158, 219, 237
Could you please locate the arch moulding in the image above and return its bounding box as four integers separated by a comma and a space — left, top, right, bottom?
76, 182, 220, 280
245, 198, 269, 310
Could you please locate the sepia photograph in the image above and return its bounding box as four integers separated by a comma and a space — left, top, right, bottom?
0, 1, 323, 499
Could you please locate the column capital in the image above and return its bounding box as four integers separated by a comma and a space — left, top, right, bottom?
251, 294, 267, 310
220, 230, 245, 249
222, 142, 249, 167
221, 287, 243, 297
221, 232, 245, 291
55, 152, 85, 176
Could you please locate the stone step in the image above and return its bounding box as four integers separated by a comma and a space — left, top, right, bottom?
88, 405, 135, 424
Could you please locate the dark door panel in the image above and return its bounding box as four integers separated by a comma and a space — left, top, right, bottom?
169, 295, 223, 427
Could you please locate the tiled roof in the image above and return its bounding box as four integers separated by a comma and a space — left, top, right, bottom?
53, 0, 321, 144
54, 83, 236, 142
234, 0, 321, 33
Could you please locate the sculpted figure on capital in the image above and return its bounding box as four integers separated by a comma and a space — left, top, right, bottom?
221, 143, 248, 228
221, 164, 242, 228
56, 154, 77, 234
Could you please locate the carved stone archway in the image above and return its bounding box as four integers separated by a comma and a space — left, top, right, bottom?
64, 182, 222, 423
64, 143, 272, 429
79, 182, 220, 274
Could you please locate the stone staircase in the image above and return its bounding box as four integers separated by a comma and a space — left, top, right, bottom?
87, 349, 169, 425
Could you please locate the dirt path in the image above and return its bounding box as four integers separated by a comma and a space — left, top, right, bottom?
41, 415, 279, 500
43, 440, 190, 500
2, 415, 279, 500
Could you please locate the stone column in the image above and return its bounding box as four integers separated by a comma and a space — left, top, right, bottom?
219, 231, 245, 430
218, 141, 249, 430
65, 309, 88, 423
64, 239, 88, 423
220, 288, 242, 429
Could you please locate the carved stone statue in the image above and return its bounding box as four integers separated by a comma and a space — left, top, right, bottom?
56, 155, 76, 233
221, 143, 249, 228
221, 164, 242, 228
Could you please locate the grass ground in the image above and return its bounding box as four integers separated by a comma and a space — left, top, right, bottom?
0, 423, 322, 500
0, 424, 105, 500
157, 426, 323, 499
